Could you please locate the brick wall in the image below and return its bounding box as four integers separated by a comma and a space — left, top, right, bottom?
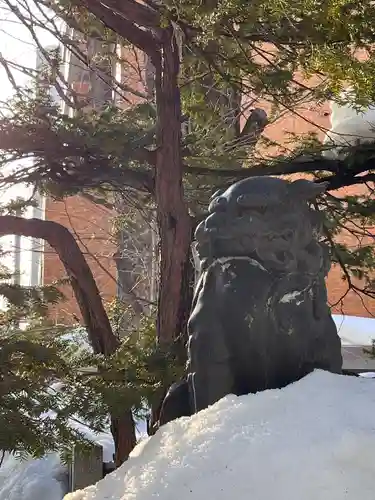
256, 97, 375, 317
43, 196, 117, 322
42, 43, 149, 324
43, 43, 375, 321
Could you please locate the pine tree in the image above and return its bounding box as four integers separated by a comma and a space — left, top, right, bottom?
0, 260, 182, 462
0, 261, 94, 461
0, 0, 375, 462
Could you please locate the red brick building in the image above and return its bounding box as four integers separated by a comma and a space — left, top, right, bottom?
41, 40, 375, 321
41, 39, 152, 323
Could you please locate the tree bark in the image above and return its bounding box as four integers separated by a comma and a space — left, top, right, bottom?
76, 0, 194, 440
0, 215, 135, 466
110, 410, 137, 467
154, 28, 192, 344
176, 219, 197, 347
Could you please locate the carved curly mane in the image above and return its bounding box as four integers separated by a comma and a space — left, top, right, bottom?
195, 177, 330, 279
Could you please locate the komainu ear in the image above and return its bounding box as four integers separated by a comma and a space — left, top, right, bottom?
208, 196, 228, 213
210, 188, 225, 200
287, 180, 328, 200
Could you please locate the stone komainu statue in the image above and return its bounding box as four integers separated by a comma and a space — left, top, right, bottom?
158, 176, 342, 425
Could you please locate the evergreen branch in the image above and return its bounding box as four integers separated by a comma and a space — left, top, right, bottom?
82, 192, 114, 210
0, 119, 155, 193
185, 155, 375, 195
184, 157, 341, 178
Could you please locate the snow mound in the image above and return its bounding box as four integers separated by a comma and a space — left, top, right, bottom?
0, 452, 66, 500
64, 370, 375, 500
0, 425, 115, 500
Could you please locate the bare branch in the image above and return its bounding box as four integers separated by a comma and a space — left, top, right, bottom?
79, 0, 161, 63
0, 52, 20, 93
99, 0, 161, 28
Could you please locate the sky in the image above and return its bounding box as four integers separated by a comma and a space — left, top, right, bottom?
0, 1, 59, 102
0, 1, 60, 290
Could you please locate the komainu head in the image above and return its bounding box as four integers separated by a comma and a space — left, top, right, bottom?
195, 177, 329, 275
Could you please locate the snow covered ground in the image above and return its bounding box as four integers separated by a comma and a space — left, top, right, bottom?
0, 423, 116, 500
64, 370, 375, 500
0, 453, 66, 500
0, 417, 150, 500
333, 314, 375, 346
1, 315, 375, 500
334, 315, 375, 372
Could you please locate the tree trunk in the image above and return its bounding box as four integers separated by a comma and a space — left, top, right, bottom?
176, 219, 197, 347
154, 28, 192, 344
146, 33, 194, 431
0, 215, 136, 465
110, 411, 136, 467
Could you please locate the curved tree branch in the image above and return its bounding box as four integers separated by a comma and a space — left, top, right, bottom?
0, 215, 119, 355
0, 215, 139, 464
